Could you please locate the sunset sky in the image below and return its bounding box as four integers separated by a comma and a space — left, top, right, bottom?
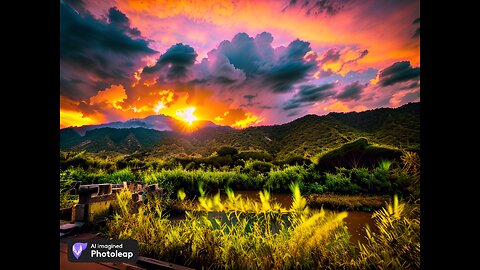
60, 0, 420, 129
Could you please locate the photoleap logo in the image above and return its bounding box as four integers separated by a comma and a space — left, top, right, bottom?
72, 242, 88, 259
68, 239, 138, 263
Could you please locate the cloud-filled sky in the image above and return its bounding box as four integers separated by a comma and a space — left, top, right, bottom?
60, 0, 420, 129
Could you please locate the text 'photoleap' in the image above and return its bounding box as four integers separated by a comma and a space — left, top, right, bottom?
68, 239, 138, 262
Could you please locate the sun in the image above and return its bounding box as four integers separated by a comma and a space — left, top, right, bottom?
176, 107, 198, 125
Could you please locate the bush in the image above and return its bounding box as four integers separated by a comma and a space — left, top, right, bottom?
141, 168, 261, 197
315, 138, 403, 172
60, 151, 91, 170
216, 146, 239, 156
324, 167, 397, 195
324, 171, 360, 194
244, 160, 274, 174
266, 165, 308, 192
234, 151, 273, 162
101, 168, 136, 184
302, 182, 326, 194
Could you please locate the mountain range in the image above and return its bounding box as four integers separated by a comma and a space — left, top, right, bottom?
60, 102, 420, 159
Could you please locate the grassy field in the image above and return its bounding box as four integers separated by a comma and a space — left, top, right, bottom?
60, 139, 420, 269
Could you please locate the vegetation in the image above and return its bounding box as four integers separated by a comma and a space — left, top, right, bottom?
59, 170, 79, 208
107, 185, 419, 269
59, 145, 420, 200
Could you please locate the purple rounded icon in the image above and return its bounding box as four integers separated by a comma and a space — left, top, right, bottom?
72, 242, 88, 259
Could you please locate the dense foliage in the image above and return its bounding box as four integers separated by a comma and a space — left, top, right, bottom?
60, 142, 419, 197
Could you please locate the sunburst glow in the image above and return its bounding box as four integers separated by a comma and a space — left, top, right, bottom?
153, 101, 166, 114
176, 107, 198, 125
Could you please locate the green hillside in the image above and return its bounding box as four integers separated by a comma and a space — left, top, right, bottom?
60, 102, 420, 159
60, 127, 173, 153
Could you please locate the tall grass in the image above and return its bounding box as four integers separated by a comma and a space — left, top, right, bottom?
107, 184, 420, 269
108, 183, 354, 269
353, 195, 420, 269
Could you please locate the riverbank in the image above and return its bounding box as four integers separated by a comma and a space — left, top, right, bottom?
306, 194, 390, 212
169, 192, 390, 213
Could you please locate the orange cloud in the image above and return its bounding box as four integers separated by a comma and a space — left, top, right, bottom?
60, 96, 104, 128
89, 84, 127, 109
121, 0, 235, 21
232, 112, 264, 129
352, 105, 369, 112
60, 109, 100, 128
327, 101, 350, 113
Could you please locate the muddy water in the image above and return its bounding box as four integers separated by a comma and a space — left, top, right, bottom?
343, 211, 376, 244
230, 191, 375, 244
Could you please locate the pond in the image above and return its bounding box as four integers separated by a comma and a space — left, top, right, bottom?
171, 190, 377, 244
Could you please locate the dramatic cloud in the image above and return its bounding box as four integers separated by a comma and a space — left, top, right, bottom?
192, 32, 317, 93
321, 49, 341, 63
192, 48, 247, 86
60, 0, 420, 128
283, 83, 336, 110
128, 31, 316, 99
376, 61, 420, 87
143, 43, 198, 81
60, 2, 156, 99
314, 47, 369, 78
262, 39, 317, 93
336, 81, 365, 101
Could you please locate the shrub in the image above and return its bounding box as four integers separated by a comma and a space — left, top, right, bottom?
301, 182, 326, 194
234, 151, 273, 162
244, 160, 274, 174
60, 151, 91, 170
324, 171, 360, 194
315, 138, 403, 172
101, 168, 136, 184
216, 146, 239, 156
266, 165, 308, 192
